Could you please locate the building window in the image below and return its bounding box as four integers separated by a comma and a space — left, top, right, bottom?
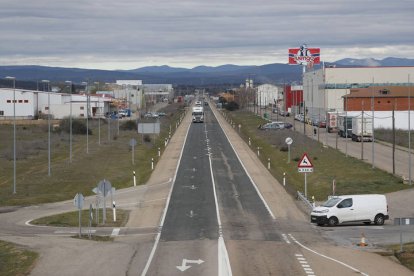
45, 107, 49, 110
18, 100, 23, 103
0, 111, 4, 116
387, 101, 391, 103
377, 101, 381, 104
80, 106, 84, 110
24, 100, 29, 103
80, 114, 84, 117
7, 100, 11, 103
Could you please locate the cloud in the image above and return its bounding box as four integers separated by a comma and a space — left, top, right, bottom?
0, 0, 413, 69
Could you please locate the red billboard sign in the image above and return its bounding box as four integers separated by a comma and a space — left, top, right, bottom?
289, 45, 320, 66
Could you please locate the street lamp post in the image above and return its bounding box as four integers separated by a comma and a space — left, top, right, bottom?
82, 82, 89, 154
42, 80, 51, 176
65, 81, 73, 163
5, 76, 16, 194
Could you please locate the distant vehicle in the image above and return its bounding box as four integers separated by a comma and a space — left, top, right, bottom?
278, 110, 290, 117
118, 109, 130, 117
144, 112, 159, 118
311, 194, 389, 226
326, 111, 341, 133
156, 112, 166, 117
192, 106, 204, 123
259, 121, 292, 130
351, 117, 373, 142
195, 101, 202, 107
204, 101, 208, 106
338, 115, 354, 138
294, 113, 304, 122
260, 122, 282, 130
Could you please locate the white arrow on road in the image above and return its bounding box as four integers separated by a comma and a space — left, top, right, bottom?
176, 259, 204, 272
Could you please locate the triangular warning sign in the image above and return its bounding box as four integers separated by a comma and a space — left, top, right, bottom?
298, 153, 313, 168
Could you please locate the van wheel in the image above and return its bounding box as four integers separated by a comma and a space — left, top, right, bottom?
328, 217, 338, 227
374, 214, 385, 225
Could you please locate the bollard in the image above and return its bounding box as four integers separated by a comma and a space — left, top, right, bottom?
151, 158, 154, 170
158, 147, 161, 157
257, 147, 260, 156
267, 158, 270, 170
249, 137, 251, 146
283, 172, 286, 186
112, 201, 117, 222
133, 170, 136, 187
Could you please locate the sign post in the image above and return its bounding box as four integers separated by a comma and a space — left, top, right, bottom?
285, 137, 293, 163
73, 193, 84, 237
297, 153, 314, 198
98, 179, 112, 224
130, 138, 137, 165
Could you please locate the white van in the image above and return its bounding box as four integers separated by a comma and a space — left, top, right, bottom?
310, 194, 389, 226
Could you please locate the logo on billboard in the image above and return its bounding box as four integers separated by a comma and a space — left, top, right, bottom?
289, 44, 320, 66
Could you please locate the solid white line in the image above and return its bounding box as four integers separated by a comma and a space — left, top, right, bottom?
111, 228, 120, 237
211, 107, 275, 220
140, 122, 191, 276
206, 122, 232, 276
289, 234, 369, 276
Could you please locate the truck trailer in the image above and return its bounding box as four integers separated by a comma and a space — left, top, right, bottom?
351, 117, 373, 142
337, 114, 354, 138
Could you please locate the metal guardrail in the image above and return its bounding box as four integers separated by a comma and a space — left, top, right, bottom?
297, 191, 314, 210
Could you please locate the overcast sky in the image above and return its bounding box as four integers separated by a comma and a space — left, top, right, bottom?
1, 0, 413, 70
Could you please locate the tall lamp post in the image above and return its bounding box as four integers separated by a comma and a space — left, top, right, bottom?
42, 80, 51, 176
82, 82, 89, 154
5, 76, 16, 194
65, 81, 73, 163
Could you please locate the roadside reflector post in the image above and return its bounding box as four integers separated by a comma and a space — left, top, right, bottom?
248, 137, 251, 146
257, 147, 260, 156
283, 172, 286, 186
151, 158, 154, 170
158, 147, 161, 157
267, 158, 270, 170
238, 124, 241, 133
133, 171, 136, 187
112, 201, 116, 222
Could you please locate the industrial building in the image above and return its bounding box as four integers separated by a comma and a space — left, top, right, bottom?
301, 66, 414, 129
0, 88, 110, 120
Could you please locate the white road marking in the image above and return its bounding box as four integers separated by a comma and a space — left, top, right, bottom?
282, 233, 291, 244
294, 252, 316, 276
206, 123, 233, 276
141, 123, 192, 276
289, 234, 369, 276
111, 228, 120, 237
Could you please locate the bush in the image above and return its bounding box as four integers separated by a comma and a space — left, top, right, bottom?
225, 101, 239, 111
143, 134, 151, 143
59, 118, 92, 135
120, 120, 137, 131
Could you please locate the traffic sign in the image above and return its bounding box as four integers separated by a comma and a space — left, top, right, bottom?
298, 153, 313, 168
98, 179, 112, 197
73, 193, 84, 210
285, 137, 293, 145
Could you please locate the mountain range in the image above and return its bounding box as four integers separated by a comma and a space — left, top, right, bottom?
0, 57, 413, 86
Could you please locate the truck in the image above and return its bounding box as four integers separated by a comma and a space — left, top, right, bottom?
351, 117, 373, 142
192, 106, 204, 123
326, 111, 342, 133
337, 114, 354, 138
311, 194, 389, 226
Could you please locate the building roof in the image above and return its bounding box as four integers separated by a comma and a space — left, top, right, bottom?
344, 86, 414, 98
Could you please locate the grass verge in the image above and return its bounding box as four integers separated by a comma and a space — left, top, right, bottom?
223, 109, 409, 201
384, 243, 414, 272
30, 209, 129, 227
0, 240, 38, 276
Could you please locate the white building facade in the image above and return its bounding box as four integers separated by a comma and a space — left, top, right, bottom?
256, 84, 280, 107
0, 88, 110, 120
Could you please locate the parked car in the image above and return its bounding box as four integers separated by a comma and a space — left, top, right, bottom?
259, 122, 282, 130
295, 113, 304, 122
144, 112, 159, 118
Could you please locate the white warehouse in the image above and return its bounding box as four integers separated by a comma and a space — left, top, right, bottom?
0, 88, 111, 120
256, 84, 280, 107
